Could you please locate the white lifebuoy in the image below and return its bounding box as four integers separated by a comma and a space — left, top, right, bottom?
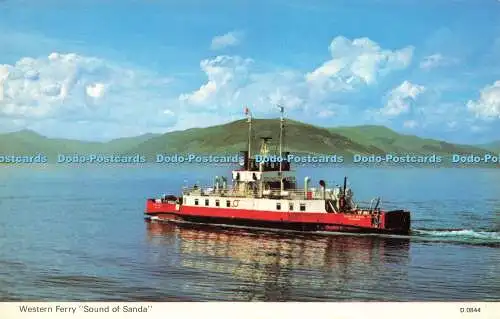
232, 200, 239, 207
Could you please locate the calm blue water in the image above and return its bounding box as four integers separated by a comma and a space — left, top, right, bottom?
0, 165, 499, 301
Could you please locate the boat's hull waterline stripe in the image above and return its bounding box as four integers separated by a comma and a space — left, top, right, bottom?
144, 201, 411, 235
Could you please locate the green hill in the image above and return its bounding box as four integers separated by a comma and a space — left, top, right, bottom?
127, 119, 378, 158
0, 130, 159, 161
479, 141, 500, 153
0, 120, 496, 165
329, 125, 489, 155
125, 119, 494, 164
128, 119, 492, 158
0, 130, 69, 157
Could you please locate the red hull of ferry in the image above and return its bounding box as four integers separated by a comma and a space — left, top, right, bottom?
144, 199, 411, 235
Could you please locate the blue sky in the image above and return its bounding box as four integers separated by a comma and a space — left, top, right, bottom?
0, 0, 499, 143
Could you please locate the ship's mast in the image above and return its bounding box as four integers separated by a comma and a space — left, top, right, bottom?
246, 107, 252, 170
258, 137, 271, 198
277, 104, 285, 192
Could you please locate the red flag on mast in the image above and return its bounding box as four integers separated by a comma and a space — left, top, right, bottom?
244, 106, 249, 115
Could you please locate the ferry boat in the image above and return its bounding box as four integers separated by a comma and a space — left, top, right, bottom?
145, 107, 411, 235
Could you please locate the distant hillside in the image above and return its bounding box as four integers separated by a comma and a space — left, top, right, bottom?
0, 130, 159, 159
0, 120, 496, 164
329, 125, 490, 155
124, 119, 496, 163
479, 141, 500, 153
127, 119, 378, 158
0, 130, 71, 157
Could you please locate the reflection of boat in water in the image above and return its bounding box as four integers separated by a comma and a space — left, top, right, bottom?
145, 106, 411, 235
146, 222, 411, 301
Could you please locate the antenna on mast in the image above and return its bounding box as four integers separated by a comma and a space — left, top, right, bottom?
245, 106, 252, 170
276, 103, 285, 192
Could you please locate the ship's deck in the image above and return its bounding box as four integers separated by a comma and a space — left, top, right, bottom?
182, 187, 320, 200
179, 186, 380, 212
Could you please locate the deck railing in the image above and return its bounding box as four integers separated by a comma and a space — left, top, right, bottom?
180, 186, 383, 212
182, 186, 325, 199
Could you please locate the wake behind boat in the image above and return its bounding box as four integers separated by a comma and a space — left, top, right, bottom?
145, 106, 411, 235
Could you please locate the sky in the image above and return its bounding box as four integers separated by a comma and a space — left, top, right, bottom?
0, 0, 499, 143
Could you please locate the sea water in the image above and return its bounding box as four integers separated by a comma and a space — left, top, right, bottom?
0, 165, 498, 301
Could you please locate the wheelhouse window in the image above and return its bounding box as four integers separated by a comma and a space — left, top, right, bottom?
226, 200, 231, 207
194, 199, 199, 205
215, 199, 220, 207
276, 202, 281, 210
289, 203, 294, 211
300, 203, 306, 211
205, 199, 209, 206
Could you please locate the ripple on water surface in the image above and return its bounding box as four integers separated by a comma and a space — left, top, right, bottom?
0, 167, 499, 301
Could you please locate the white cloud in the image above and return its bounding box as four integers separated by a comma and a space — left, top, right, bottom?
163, 109, 175, 116
318, 110, 336, 118
0, 52, 176, 138
0, 36, 433, 139
178, 56, 310, 117
306, 36, 413, 93
467, 80, 500, 119
180, 36, 415, 122
380, 80, 425, 117
419, 53, 458, 70
267, 87, 304, 110
85, 83, 106, 98
179, 55, 252, 107
0, 65, 9, 101
210, 31, 243, 50
403, 120, 418, 128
